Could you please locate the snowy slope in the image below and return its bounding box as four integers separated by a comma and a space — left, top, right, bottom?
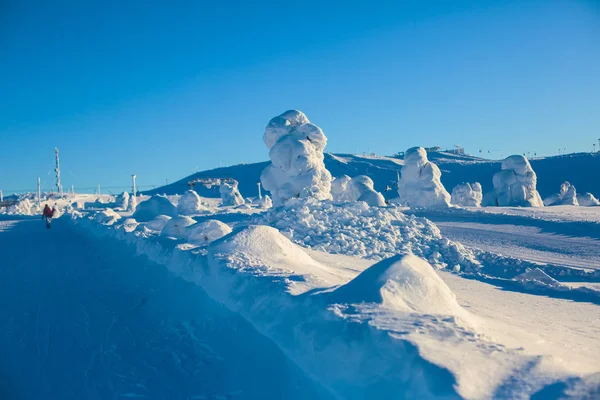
146, 151, 600, 200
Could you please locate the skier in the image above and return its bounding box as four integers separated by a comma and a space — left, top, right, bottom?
42, 204, 55, 228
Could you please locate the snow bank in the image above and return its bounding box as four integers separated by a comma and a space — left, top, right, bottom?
115, 191, 130, 210
220, 180, 245, 206
160, 216, 196, 239
260, 110, 332, 206
93, 208, 121, 225
132, 195, 177, 222
187, 220, 232, 245
483, 155, 544, 207
177, 190, 210, 215
398, 147, 451, 208
7, 198, 39, 215
577, 193, 600, 206
515, 268, 561, 288
331, 175, 385, 206
257, 198, 479, 270
451, 182, 482, 207
259, 195, 273, 209
145, 215, 172, 231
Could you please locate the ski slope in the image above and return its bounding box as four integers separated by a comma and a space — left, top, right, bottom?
0, 217, 331, 400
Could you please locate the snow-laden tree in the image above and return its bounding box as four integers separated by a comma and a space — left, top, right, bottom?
220, 180, 245, 206
177, 190, 209, 215
451, 182, 482, 207
260, 110, 332, 206
259, 195, 273, 209
398, 147, 451, 208
115, 191, 130, 210
482, 155, 544, 207
331, 175, 385, 206
132, 195, 177, 222
577, 192, 600, 206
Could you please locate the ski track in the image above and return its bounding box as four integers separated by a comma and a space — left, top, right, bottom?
0, 219, 331, 400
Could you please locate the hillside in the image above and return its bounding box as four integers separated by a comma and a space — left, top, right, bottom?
146, 151, 600, 201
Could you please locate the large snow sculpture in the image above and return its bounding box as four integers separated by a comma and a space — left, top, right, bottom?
482, 155, 543, 207
220, 180, 245, 206
398, 147, 451, 208
451, 182, 482, 207
177, 190, 209, 215
332, 175, 385, 206
260, 110, 332, 206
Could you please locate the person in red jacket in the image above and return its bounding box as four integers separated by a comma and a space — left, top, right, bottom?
42, 204, 55, 225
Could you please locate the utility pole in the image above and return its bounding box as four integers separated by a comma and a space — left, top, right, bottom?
37, 177, 41, 206
71, 184, 75, 198
97, 184, 101, 195
131, 174, 137, 197
55, 147, 62, 197
0, 189, 3, 203
257, 182, 262, 199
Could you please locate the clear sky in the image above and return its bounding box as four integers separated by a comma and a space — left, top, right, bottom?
1, 0, 599, 193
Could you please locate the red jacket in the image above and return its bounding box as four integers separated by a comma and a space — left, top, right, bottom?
43, 206, 54, 217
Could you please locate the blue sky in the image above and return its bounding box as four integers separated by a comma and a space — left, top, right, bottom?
1, 0, 599, 193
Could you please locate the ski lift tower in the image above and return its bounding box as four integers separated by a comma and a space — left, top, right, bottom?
55, 147, 63, 197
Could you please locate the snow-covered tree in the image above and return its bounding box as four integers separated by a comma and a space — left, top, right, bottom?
177, 190, 209, 215
132, 195, 177, 222
577, 192, 600, 206
331, 175, 354, 202
259, 195, 273, 209
331, 175, 385, 206
115, 191, 130, 210
220, 180, 245, 206
260, 110, 332, 206
482, 155, 543, 207
398, 147, 451, 208
451, 182, 482, 207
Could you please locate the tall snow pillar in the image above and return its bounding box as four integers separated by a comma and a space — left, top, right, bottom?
131, 174, 137, 197
55, 147, 62, 197
257, 182, 262, 199
0, 189, 3, 203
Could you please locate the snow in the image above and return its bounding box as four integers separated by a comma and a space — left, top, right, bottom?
115, 191, 130, 210
258, 195, 272, 209
93, 208, 121, 225
451, 182, 482, 207
187, 219, 232, 245
483, 155, 544, 207
160, 215, 196, 239
132, 195, 177, 222
219, 180, 245, 206
177, 189, 210, 215
578, 192, 600, 206
331, 175, 386, 206
260, 110, 332, 206
398, 147, 451, 208
515, 267, 561, 287
545, 181, 579, 206
145, 214, 172, 231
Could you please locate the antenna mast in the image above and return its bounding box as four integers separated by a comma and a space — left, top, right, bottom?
55, 147, 63, 196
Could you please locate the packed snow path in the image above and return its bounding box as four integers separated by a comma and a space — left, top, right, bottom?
0, 218, 330, 400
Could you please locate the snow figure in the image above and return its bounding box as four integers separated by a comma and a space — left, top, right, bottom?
177, 190, 209, 215
482, 155, 544, 207
398, 147, 451, 208
161, 216, 196, 239
451, 182, 482, 207
187, 220, 232, 245
348, 176, 386, 206
219, 180, 245, 206
127, 195, 137, 213
260, 110, 332, 206
259, 195, 273, 209
547, 182, 579, 206
115, 191, 130, 210
132, 195, 177, 222
577, 193, 600, 206
331, 175, 354, 202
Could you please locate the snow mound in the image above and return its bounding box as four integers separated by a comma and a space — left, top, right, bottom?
331, 255, 471, 318
259, 195, 273, 209
515, 268, 561, 288
94, 209, 121, 225
260, 110, 332, 206
398, 147, 451, 208
160, 215, 196, 239
115, 191, 129, 210
145, 215, 172, 231
118, 218, 139, 232
577, 193, 600, 206
7, 198, 39, 215
257, 199, 479, 270
220, 180, 245, 206
451, 182, 482, 207
187, 220, 232, 245
332, 175, 386, 206
483, 155, 544, 207
546, 182, 579, 206
177, 190, 210, 215
132, 195, 177, 222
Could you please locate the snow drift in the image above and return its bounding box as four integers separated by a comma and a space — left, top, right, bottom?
451, 182, 482, 207
331, 175, 386, 206
398, 147, 451, 208
187, 220, 232, 245
161, 215, 196, 239
132, 195, 178, 222
145, 215, 172, 231
177, 190, 210, 215
483, 155, 544, 207
577, 193, 600, 206
260, 110, 333, 206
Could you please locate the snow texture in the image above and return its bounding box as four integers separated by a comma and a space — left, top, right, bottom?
260, 110, 332, 206
127, 195, 137, 212
546, 182, 579, 206
451, 182, 482, 207
398, 147, 451, 208
177, 190, 210, 215
115, 191, 129, 210
94, 208, 121, 225
258, 195, 273, 209
220, 180, 245, 206
577, 193, 600, 206
145, 215, 172, 231
161, 215, 196, 239
132, 195, 177, 222
187, 219, 232, 245
332, 175, 386, 206
483, 155, 544, 207
515, 268, 561, 288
